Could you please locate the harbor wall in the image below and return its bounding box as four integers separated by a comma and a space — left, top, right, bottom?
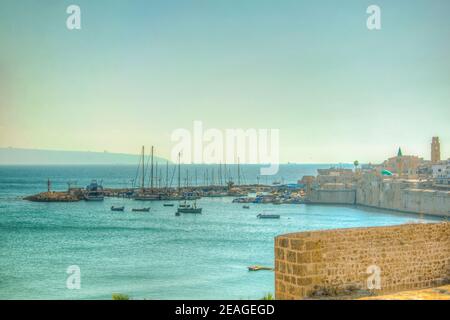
307, 189, 356, 205
274, 222, 450, 300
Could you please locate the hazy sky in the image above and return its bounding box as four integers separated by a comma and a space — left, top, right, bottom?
0, 0, 449, 163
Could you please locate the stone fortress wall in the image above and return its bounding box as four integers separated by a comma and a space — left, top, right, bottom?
307, 174, 450, 217
275, 222, 450, 300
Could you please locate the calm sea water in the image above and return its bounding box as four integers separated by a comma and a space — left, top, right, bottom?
0, 165, 442, 300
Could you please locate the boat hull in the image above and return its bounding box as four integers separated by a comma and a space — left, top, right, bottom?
84, 195, 104, 201
132, 208, 150, 212
177, 208, 202, 214
257, 214, 280, 219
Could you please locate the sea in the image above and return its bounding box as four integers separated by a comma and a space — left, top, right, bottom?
0, 164, 442, 300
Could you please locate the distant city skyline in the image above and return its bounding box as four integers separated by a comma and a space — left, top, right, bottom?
1, 0, 449, 163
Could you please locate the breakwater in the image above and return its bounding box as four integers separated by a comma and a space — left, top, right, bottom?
23, 185, 274, 202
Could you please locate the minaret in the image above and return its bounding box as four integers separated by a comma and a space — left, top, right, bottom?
396, 147, 403, 176
431, 137, 441, 164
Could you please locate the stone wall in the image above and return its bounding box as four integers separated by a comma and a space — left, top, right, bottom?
356, 176, 450, 217
308, 174, 450, 217
275, 222, 450, 300
307, 189, 356, 205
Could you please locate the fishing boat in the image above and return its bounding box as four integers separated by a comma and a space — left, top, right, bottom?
177, 207, 202, 214
111, 206, 125, 212
84, 180, 104, 201
132, 207, 150, 212
177, 200, 202, 214
257, 214, 280, 219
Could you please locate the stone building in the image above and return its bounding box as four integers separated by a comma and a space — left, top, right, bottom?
432, 159, 450, 187
382, 148, 423, 178
431, 136, 441, 164
315, 168, 355, 185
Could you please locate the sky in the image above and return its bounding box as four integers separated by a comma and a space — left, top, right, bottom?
0, 0, 449, 163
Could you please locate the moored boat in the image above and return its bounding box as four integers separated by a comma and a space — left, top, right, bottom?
257, 214, 280, 219
177, 200, 202, 214
248, 265, 274, 271
111, 206, 125, 211
177, 207, 202, 214
84, 180, 104, 201
132, 207, 150, 212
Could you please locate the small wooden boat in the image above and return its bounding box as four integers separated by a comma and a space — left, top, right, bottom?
111, 206, 125, 212
243, 205, 250, 209
164, 203, 174, 207
132, 207, 150, 212
248, 265, 274, 271
257, 214, 280, 219
177, 200, 202, 214
177, 207, 202, 214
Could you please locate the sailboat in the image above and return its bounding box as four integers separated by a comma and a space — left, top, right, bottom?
175, 152, 202, 214
133, 145, 160, 201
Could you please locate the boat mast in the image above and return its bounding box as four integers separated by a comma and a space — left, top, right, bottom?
150, 146, 154, 192
166, 161, 169, 189
178, 152, 181, 193
141, 145, 145, 192
186, 169, 189, 188
224, 162, 227, 184
155, 161, 158, 189
237, 157, 241, 185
